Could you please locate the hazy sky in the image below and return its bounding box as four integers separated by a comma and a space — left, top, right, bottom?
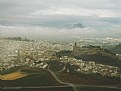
0, 0, 121, 39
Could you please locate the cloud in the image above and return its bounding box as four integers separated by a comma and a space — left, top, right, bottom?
0, 25, 121, 40
28, 7, 121, 18
0, 25, 97, 39
0, 0, 121, 31
0, 0, 121, 18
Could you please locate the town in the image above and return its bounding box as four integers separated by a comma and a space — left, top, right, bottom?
0, 37, 121, 79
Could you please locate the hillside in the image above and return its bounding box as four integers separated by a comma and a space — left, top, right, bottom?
58, 72, 121, 85
56, 45, 121, 68
110, 43, 121, 54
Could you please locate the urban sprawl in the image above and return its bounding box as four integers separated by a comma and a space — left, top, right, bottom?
0, 38, 121, 78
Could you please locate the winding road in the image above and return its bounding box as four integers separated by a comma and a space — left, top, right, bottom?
47, 69, 77, 91
47, 69, 121, 91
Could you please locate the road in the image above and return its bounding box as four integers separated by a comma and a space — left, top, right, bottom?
47, 69, 77, 91
1, 68, 121, 91
58, 63, 66, 72
0, 86, 75, 91
47, 69, 121, 91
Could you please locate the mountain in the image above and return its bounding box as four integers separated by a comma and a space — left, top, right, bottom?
111, 43, 121, 54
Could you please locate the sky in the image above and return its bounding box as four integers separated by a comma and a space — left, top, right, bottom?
0, 0, 121, 39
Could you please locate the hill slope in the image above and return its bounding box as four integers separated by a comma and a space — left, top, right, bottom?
56, 45, 121, 68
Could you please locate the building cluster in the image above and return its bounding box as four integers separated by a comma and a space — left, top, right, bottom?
0, 38, 73, 71
0, 38, 121, 78
60, 56, 121, 77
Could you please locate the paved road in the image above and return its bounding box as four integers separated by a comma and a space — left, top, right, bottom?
0, 69, 77, 91
0, 86, 75, 91
47, 69, 77, 91
47, 69, 121, 91
1, 68, 121, 91
75, 85, 121, 89
58, 63, 66, 72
